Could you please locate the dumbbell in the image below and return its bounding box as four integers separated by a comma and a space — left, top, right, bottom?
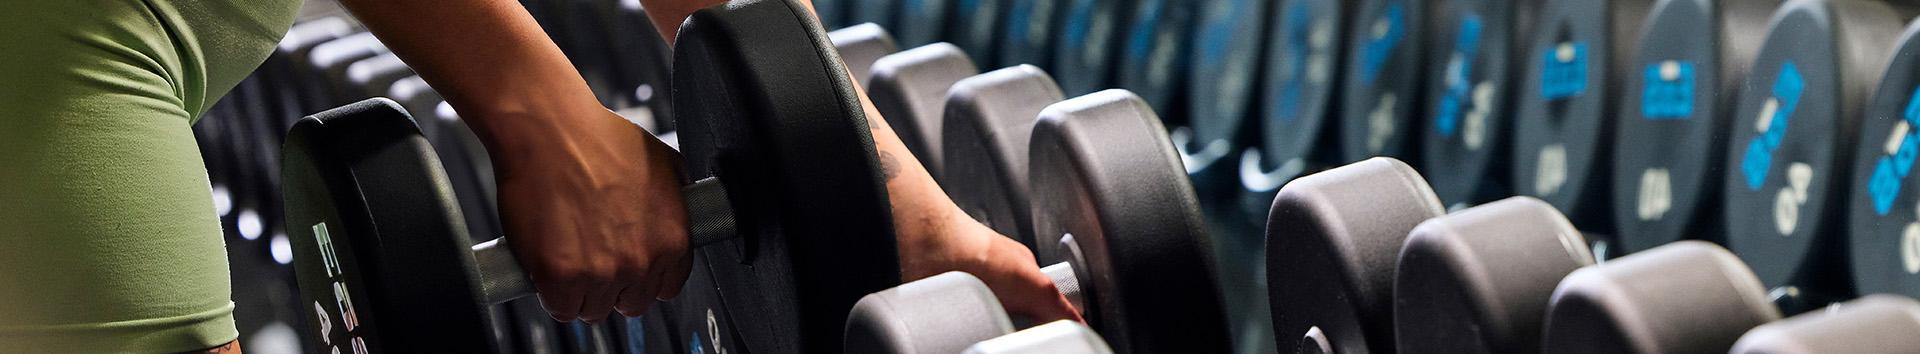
1112, 0, 1194, 125
946, 0, 1006, 67
850, 89, 1230, 353
1419, 0, 1533, 207
944, 65, 1066, 250
265, 17, 358, 125
1541, 241, 1781, 353
830, 23, 901, 88
307, 32, 391, 106
1177, 0, 1266, 198
1394, 196, 1595, 353
1513, 0, 1653, 237
1239, 0, 1348, 222
966, 320, 1114, 354
1049, 0, 1132, 96
1852, 17, 1920, 302
998, 0, 1063, 68
345, 54, 417, 105
1730, 295, 1920, 353
868, 43, 980, 181
284, 0, 898, 352
1266, 157, 1444, 353
1723, 0, 1913, 311
1609, 0, 1775, 255
1338, 0, 1426, 163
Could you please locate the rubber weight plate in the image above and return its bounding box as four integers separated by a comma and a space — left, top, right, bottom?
947, 0, 1008, 66
1609, 0, 1774, 256
998, 0, 1064, 67
1266, 157, 1445, 353
1419, 0, 1534, 207
1730, 295, 1920, 354
1394, 197, 1593, 353
1339, 0, 1426, 162
1723, 0, 1905, 300
1540, 241, 1779, 353
1030, 90, 1229, 352
1050, 0, 1134, 96
672, 0, 899, 350
1849, 18, 1920, 301
1113, 0, 1196, 125
1240, 0, 1348, 220
896, 0, 954, 47
868, 43, 981, 181
944, 65, 1067, 249
829, 23, 901, 88
1513, 0, 1651, 234
1180, 0, 1266, 197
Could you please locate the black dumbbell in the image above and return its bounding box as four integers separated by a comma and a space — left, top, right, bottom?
1266, 157, 1444, 353
307, 32, 391, 106
1513, 0, 1654, 237
1239, 0, 1349, 222
1541, 241, 1780, 353
1419, 0, 1533, 207
1394, 196, 1595, 353
965, 320, 1114, 354
868, 43, 981, 181
851, 89, 1230, 353
997, 0, 1064, 68
1609, 0, 1775, 256
1177, 0, 1267, 198
1723, 0, 1914, 312
944, 65, 1067, 250
1049, 0, 1132, 96
1111, 0, 1194, 126
345, 54, 416, 103
1730, 294, 1920, 353
1338, 0, 1426, 163
283, 0, 897, 351
1848, 17, 1920, 303
830, 23, 901, 88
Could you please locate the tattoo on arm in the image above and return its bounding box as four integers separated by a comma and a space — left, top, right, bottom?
878, 150, 900, 182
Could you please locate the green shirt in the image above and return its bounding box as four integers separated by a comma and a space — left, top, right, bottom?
0, 0, 299, 351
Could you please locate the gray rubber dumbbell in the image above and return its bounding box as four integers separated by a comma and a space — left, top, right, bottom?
965, 320, 1115, 354
1542, 241, 1781, 353
829, 23, 900, 87
844, 272, 1022, 354
868, 43, 980, 180
1395, 196, 1595, 353
1731, 294, 1920, 354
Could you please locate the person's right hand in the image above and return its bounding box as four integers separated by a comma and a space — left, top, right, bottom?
490, 108, 693, 324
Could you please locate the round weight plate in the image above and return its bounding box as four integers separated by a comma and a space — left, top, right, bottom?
946, 0, 1008, 66
1541, 241, 1779, 353
1610, 0, 1774, 255
896, 0, 953, 47
1513, 0, 1651, 233
1849, 19, 1920, 300
1339, 0, 1425, 162
1419, 0, 1533, 206
1051, 0, 1133, 95
1182, 0, 1266, 193
998, 0, 1063, 67
868, 43, 981, 180
1114, 0, 1195, 126
1030, 90, 1228, 353
944, 65, 1067, 249
1267, 157, 1445, 353
1395, 197, 1592, 353
672, 0, 900, 350
1723, 0, 1902, 292
1243, 0, 1347, 204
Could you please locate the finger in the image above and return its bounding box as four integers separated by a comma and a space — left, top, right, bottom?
578, 281, 622, 325
1000, 271, 1084, 323
613, 283, 653, 318
534, 279, 586, 323
655, 248, 695, 301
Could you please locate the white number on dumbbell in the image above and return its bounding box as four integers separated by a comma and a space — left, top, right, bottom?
1465, 82, 1493, 150
1534, 144, 1567, 195
1773, 162, 1813, 235
1307, 20, 1332, 85
1368, 93, 1398, 154
1638, 168, 1671, 221
1903, 219, 1920, 274
706, 308, 729, 354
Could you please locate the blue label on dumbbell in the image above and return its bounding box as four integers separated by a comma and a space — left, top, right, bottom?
1867, 85, 1920, 214
1126, 0, 1159, 62
1062, 0, 1095, 48
1540, 42, 1589, 100
1359, 2, 1406, 84
1006, 0, 1036, 47
1641, 61, 1697, 119
1436, 14, 1485, 137
1271, 0, 1316, 122
1740, 61, 1805, 190
1197, 0, 1246, 68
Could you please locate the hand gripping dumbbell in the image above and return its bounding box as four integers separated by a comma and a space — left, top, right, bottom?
1394, 196, 1595, 353
1541, 241, 1780, 353
846, 90, 1231, 353
1730, 295, 1920, 353
283, 0, 897, 352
